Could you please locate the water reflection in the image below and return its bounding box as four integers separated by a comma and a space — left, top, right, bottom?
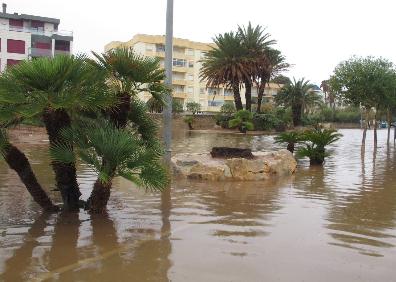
1, 127, 396, 281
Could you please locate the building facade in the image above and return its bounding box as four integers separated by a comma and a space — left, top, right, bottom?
105, 34, 282, 112
0, 3, 73, 71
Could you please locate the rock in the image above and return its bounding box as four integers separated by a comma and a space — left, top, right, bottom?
210, 147, 254, 159
171, 149, 297, 181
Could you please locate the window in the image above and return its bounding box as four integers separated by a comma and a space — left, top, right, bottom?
201, 51, 206, 59
208, 88, 217, 95
224, 89, 233, 96
9, 19, 23, 30
187, 87, 194, 94
55, 40, 70, 51
145, 44, 154, 51
187, 74, 194, 81
156, 44, 165, 52
173, 58, 186, 67
7, 39, 25, 54
200, 88, 206, 95
7, 59, 22, 68
187, 49, 194, 56
173, 85, 185, 93
208, 100, 224, 107
188, 61, 194, 68
173, 46, 185, 53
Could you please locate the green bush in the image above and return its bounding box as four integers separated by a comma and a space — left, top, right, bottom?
229, 110, 254, 133
186, 102, 201, 114
172, 100, 184, 114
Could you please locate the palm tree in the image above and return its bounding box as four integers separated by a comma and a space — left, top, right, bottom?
297, 128, 342, 165
237, 23, 276, 111
275, 78, 316, 127
87, 47, 169, 212
274, 131, 302, 153
200, 32, 249, 111
51, 117, 167, 213
256, 48, 290, 113
0, 55, 111, 211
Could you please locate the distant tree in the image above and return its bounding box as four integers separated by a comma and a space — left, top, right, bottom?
220, 103, 236, 115
146, 97, 164, 113
172, 100, 184, 114
271, 75, 291, 85
186, 102, 201, 114
330, 56, 396, 146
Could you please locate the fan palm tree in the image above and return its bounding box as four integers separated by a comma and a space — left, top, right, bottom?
237, 23, 276, 111
0, 55, 112, 211
229, 110, 254, 133
91, 47, 168, 128
200, 32, 249, 111
275, 78, 316, 127
51, 117, 167, 213
87, 47, 169, 212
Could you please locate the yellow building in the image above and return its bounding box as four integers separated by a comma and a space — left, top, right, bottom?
105, 34, 283, 112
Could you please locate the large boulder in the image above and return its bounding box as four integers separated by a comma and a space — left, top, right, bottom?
172, 149, 297, 181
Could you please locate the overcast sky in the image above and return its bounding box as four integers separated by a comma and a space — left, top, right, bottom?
11, 0, 396, 85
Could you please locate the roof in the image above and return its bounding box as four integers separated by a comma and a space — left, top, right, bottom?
0, 12, 60, 24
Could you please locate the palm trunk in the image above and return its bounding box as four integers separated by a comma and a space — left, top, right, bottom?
244, 79, 252, 112
87, 92, 131, 212
42, 108, 81, 211
287, 142, 295, 154
292, 104, 302, 127
257, 83, 265, 113
232, 83, 243, 111
3, 144, 58, 212
88, 179, 112, 213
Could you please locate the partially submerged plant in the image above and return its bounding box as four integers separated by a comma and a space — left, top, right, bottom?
274, 131, 303, 153
297, 128, 342, 165
229, 110, 254, 133
184, 116, 194, 130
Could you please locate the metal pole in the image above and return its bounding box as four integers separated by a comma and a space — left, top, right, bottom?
164, 0, 173, 162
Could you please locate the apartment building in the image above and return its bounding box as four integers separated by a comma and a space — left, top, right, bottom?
105, 34, 282, 112
0, 3, 73, 71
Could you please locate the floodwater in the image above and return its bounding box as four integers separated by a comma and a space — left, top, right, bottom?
0, 127, 396, 282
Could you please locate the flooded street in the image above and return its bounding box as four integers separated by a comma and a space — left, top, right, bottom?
0, 127, 396, 281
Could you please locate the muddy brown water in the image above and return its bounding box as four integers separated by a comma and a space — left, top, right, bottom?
0, 127, 395, 282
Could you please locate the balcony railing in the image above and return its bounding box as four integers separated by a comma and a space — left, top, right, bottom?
29, 47, 52, 57
2, 24, 73, 37
54, 49, 71, 56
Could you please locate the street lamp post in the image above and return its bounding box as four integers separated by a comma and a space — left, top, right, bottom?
163, 0, 173, 162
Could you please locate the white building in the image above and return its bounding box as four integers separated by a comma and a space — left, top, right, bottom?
0, 3, 73, 71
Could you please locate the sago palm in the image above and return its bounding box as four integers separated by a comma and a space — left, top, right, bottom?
297, 128, 342, 165
274, 131, 303, 153
0, 55, 112, 211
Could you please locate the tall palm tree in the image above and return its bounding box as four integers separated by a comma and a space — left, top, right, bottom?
237, 23, 276, 111
256, 48, 290, 113
275, 78, 316, 126
0, 55, 111, 211
200, 32, 249, 111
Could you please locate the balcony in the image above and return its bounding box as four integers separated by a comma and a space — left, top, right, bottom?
173, 79, 187, 85
3, 25, 73, 37
29, 47, 52, 58
54, 50, 71, 56
173, 92, 188, 99
172, 66, 188, 73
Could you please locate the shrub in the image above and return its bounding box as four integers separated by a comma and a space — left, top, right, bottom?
172, 100, 184, 114
183, 116, 194, 130
220, 103, 236, 115
186, 102, 201, 114
229, 110, 254, 133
